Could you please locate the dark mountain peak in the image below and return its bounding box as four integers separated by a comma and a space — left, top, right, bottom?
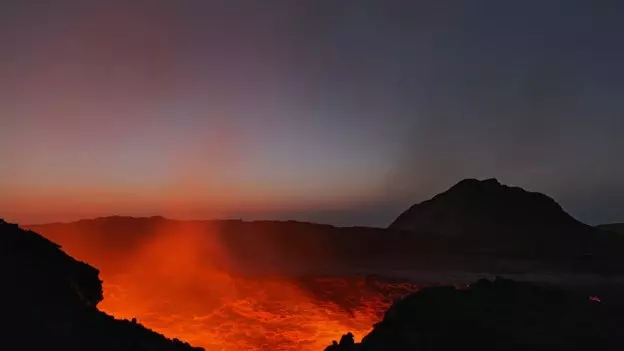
449, 177, 501, 190
389, 178, 590, 239
444, 178, 544, 201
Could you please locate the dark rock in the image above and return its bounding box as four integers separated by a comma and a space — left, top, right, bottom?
339, 332, 355, 348
325, 277, 623, 351
389, 178, 590, 236
598, 223, 624, 235
387, 178, 624, 271
0, 218, 203, 351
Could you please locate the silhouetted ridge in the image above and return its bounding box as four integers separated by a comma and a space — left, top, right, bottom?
389, 178, 591, 238
28, 189, 624, 276
0, 218, 203, 351
325, 277, 623, 351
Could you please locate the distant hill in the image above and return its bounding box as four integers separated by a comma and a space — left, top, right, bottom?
25, 179, 624, 276
390, 178, 592, 237
597, 223, 624, 235
388, 178, 623, 260
0, 218, 203, 351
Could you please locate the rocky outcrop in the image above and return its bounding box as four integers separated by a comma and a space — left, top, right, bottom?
0, 218, 203, 351
325, 277, 623, 351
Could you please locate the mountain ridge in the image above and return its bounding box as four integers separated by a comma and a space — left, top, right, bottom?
22, 178, 624, 276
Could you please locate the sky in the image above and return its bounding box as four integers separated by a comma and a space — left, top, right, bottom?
1, 0, 623, 226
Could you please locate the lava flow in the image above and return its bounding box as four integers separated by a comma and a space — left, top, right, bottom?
30, 219, 420, 351
101, 275, 418, 351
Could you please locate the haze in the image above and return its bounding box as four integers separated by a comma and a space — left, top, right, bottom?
1, 1, 623, 226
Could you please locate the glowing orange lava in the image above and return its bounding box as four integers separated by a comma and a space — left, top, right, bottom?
30, 220, 419, 351
100, 275, 417, 350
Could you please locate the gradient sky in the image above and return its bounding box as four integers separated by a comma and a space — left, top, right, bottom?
1, 1, 623, 226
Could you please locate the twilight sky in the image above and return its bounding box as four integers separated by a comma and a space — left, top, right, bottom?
1, 1, 623, 226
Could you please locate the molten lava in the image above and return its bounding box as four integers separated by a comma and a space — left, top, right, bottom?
101, 275, 417, 350
31, 219, 420, 351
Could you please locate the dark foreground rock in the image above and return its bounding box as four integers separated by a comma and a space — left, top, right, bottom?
326, 277, 624, 351
0, 219, 203, 351
598, 223, 624, 235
